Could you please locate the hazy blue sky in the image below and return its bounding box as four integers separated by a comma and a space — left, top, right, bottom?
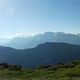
0, 0, 80, 38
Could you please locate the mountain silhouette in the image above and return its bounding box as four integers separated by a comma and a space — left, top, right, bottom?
0, 42, 80, 67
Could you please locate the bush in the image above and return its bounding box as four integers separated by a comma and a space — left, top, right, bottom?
1, 63, 9, 68
8, 65, 22, 71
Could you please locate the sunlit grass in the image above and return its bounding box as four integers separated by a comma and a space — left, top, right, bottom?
0, 61, 80, 80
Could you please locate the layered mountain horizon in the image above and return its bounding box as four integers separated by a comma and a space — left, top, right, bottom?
1, 32, 80, 49
0, 32, 80, 68
0, 42, 80, 68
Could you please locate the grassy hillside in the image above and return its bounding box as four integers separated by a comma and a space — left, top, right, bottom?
1, 61, 80, 80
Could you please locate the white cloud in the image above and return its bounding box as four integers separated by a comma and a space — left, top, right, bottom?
0, 32, 35, 39
15, 32, 35, 37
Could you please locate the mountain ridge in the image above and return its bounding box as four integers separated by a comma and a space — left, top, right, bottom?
4, 32, 80, 49
0, 42, 80, 67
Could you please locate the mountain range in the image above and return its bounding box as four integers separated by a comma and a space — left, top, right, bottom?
3, 32, 80, 49
0, 42, 80, 68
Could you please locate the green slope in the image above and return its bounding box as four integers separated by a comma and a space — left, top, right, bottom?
0, 60, 80, 80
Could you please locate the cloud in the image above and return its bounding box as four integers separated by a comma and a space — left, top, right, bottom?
0, 32, 37, 39
15, 32, 35, 37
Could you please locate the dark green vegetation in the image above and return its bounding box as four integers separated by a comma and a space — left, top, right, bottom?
1, 42, 80, 67
1, 61, 80, 80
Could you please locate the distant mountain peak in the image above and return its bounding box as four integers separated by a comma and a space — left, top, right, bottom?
1, 32, 80, 49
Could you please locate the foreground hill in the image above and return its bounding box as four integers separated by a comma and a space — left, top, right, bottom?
0, 60, 80, 80
0, 42, 80, 67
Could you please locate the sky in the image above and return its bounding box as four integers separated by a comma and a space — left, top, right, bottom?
0, 0, 80, 38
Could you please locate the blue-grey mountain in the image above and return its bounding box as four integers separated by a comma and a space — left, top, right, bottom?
0, 42, 80, 68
